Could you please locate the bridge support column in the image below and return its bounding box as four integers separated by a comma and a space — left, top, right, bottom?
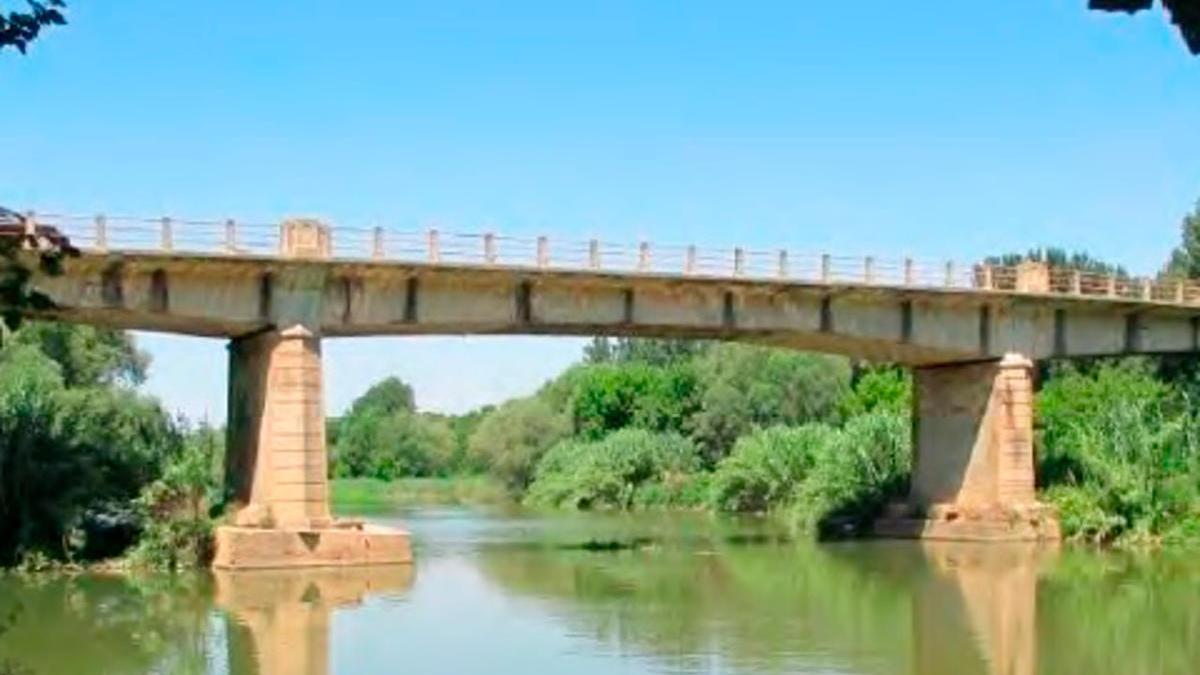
213, 325, 412, 569
876, 353, 1060, 541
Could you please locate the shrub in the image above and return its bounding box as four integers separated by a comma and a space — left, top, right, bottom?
789, 411, 911, 534
1038, 360, 1200, 545
569, 362, 700, 440
709, 426, 829, 512
525, 429, 702, 510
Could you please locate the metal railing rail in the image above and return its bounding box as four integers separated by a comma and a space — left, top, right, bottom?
20, 211, 1200, 307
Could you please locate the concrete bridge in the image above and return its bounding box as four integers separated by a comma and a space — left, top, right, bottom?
11, 211, 1200, 567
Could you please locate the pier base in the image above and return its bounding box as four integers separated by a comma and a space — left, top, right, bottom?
875, 354, 1060, 542
212, 523, 412, 570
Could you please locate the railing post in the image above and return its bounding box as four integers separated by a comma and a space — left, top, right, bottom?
1141, 279, 1153, 301
427, 228, 440, 263
223, 218, 237, 254
161, 216, 174, 252
685, 245, 697, 275
1106, 275, 1117, 297
904, 257, 915, 286
483, 232, 497, 264
944, 261, 955, 287
1070, 270, 1082, 295
733, 247, 745, 276
820, 254, 831, 283
864, 256, 875, 284
536, 236, 549, 268
638, 241, 650, 272
372, 226, 385, 259
588, 239, 600, 269
95, 214, 108, 252
1176, 280, 1186, 304
20, 210, 36, 250
981, 264, 994, 290
777, 249, 788, 279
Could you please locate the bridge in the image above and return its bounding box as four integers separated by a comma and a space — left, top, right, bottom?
10, 211, 1200, 567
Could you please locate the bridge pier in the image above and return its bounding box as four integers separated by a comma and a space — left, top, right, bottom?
876, 353, 1060, 541
212, 218, 411, 569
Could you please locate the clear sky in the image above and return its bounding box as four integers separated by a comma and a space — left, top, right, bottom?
2, 1, 1198, 421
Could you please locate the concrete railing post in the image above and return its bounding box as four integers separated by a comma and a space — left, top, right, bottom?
1015, 262, 1050, 294
1176, 280, 1186, 304
685, 245, 697, 275
588, 239, 601, 269
904, 258, 915, 286
777, 249, 788, 279
95, 214, 108, 252
944, 261, 955, 288
1106, 275, 1118, 297
427, 229, 440, 264
160, 217, 174, 252
1070, 270, 1082, 295
638, 241, 650, 272
22, 210, 35, 240
733, 247, 745, 277
224, 218, 237, 254
1141, 279, 1153, 301
820, 254, 831, 283
280, 218, 332, 259
864, 256, 875, 284
980, 264, 994, 291
536, 236, 549, 268
483, 232, 497, 265
371, 227, 384, 259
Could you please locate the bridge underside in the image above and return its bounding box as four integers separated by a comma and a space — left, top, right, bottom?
23, 220, 1200, 565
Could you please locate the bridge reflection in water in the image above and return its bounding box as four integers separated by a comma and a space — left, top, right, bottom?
215, 565, 414, 675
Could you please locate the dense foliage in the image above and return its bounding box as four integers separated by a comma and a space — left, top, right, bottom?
0, 324, 196, 567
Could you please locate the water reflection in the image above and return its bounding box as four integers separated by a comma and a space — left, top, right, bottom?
0, 510, 1197, 674
215, 566, 414, 675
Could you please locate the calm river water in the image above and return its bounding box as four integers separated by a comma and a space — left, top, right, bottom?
1, 506, 1198, 674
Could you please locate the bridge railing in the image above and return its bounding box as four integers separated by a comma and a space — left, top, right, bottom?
21, 211, 1200, 306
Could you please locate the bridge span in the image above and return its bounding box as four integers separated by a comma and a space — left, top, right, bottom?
11, 212, 1200, 567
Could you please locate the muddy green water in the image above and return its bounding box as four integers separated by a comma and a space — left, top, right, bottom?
1, 507, 1198, 674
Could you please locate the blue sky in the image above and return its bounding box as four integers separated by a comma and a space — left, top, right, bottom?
2, 1, 1198, 420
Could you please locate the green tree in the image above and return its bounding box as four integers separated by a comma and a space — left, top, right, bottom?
348, 376, 414, 417
570, 362, 700, 440
0, 340, 181, 565
11, 322, 147, 386
583, 337, 707, 366
333, 409, 454, 479
1166, 200, 1200, 278
690, 344, 850, 463
468, 396, 570, 492
0, 0, 66, 54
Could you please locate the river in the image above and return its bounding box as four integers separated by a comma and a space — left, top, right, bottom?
0, 506, 1197, 674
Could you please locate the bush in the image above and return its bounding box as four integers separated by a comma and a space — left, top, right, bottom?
790, 411, 911, 534
709, 426, 830, 512
1038, 360, 1200, 545
525, 429, 703, 510
468, 397, 571, 492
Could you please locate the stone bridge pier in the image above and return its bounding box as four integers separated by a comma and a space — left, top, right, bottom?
876, 354, 1060, 541
212, 220, 413, 569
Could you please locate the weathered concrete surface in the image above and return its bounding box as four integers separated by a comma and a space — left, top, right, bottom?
24, 251, 1200, 365
876, 354, 1060, 541
226, 325, 331, 529
212, 524, 412, 570
214, 564, 413, 674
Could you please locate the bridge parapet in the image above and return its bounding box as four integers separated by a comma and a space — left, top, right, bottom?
20, 210, 1200, 308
